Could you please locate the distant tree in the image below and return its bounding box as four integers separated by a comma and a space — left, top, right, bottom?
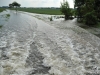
11, 1, 21, 13
18, 4, 21, 7
60, 0, 71, 20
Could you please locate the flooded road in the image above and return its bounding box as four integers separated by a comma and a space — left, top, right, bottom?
0, 10, 100, 75
0, 10, 37, 75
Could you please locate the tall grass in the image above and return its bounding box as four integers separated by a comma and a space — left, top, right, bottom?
12, 8, 62, 15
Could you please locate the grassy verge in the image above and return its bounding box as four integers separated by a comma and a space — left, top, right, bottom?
11, 8, 62, 15
0, 8, 5, 12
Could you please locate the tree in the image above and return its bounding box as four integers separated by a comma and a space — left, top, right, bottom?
95, 0, 100, 21
60, 0, 71, 20
18, 4, 21, 7
12, 1, 21, 11
74, 0, 85, 20
84, 11, 97, 25
9, 4, 13, 8
74, 0, 99, 25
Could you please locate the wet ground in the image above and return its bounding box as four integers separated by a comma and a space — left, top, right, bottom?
0, 10, 100, 75
75, 22, 100, 38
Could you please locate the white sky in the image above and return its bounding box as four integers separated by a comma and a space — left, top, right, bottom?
0, 0, 74, 8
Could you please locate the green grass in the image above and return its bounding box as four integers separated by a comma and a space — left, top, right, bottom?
6, 14, 10, 18
12, 8, 62, 15
0, 25, 2, 28
0, 8, 5, 12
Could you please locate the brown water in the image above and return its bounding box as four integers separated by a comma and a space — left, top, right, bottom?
0, 10, 100, 75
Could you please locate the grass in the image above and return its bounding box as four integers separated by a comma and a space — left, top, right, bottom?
0, 25, 2, 28
0, 8, 5, 12
6, 14, 10, 18
12, 8, 62, 15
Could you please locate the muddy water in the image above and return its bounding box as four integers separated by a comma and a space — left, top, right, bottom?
42, 19, 100, 75
0, 11, 37, 75
29, 17, 100, 75
0, 10, 100, 75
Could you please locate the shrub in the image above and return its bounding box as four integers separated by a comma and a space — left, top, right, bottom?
50, 17, 53, 21
6, 14, 10, 17
60, 0, 71, 20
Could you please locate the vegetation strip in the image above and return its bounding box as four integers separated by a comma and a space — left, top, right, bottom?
0, 8, 5, 12
11, 8, 62, 15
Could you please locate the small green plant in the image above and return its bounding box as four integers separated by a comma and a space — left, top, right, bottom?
6, 14, 10, 18
6, 14, 10, 17
50, 16, 53, 21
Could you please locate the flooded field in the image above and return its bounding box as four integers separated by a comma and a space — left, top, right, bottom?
0, 10, 100, 75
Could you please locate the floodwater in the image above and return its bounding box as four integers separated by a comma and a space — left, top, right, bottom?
0, 10, 100, 75
0, 10, 37, 75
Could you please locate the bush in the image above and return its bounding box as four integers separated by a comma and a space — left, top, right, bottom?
6, 14, 10, 17
84, 11, 98, 25
60, 0, 71, 20
50, 17, 53, 21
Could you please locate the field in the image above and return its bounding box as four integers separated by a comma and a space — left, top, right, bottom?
0, 8, 5, 12
13, 8, 62, 15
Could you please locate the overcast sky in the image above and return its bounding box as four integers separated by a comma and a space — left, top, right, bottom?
0, 0, 74, 8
